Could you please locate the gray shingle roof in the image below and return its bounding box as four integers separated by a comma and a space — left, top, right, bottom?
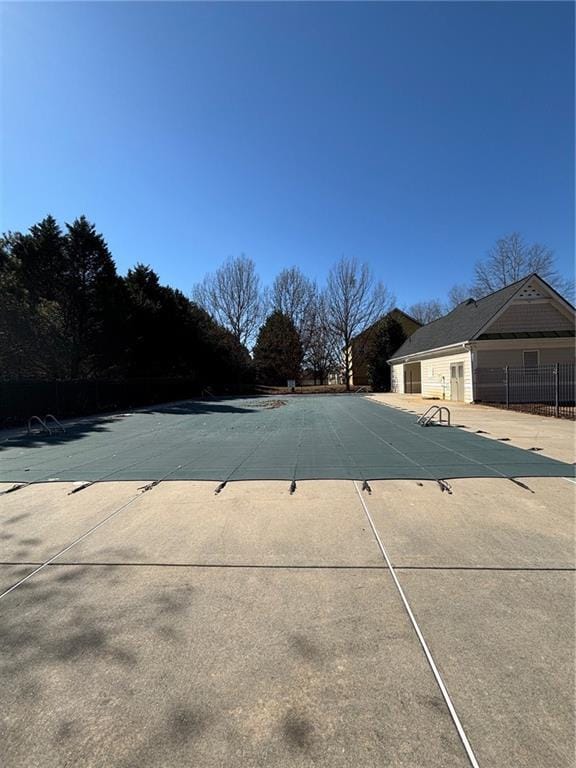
389, 275, 533, 360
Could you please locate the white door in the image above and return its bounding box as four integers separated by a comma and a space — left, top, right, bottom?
450, 363, 464, 401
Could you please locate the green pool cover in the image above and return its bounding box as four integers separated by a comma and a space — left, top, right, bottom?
1, 396, 574, 484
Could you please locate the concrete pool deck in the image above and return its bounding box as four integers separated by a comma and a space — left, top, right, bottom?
0, 396, 574, 767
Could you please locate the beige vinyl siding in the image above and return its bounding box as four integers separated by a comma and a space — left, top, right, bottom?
489, 302, 573, 334
477, 345, 575, 367
527, 346, 575, 364
390, 363, 404, 393
420, 351, 473, 402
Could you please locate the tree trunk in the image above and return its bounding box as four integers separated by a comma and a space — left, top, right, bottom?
344, 344, 351, 391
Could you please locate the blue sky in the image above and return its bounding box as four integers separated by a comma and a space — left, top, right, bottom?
1, 1, 574, 306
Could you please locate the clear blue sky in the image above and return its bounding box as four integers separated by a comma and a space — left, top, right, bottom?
1, 1, 574, 306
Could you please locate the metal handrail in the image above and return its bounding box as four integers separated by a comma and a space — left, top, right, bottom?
423, 408, 441, 426
436, 406, 451, 426
416, 406, 439, 424
45, 414, 65, 433
27, 415, 51, 435
417, 405, 451, 427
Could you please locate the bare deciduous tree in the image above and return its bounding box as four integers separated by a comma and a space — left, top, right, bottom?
446, 283, 471, 309
192, 255, 264, 347
405, 299, 445, 325
325, 257, 393, 390
271, 267, 316, 332
271, 266, 319, 361
304, 291, 339, 384
473, 233, 573, 298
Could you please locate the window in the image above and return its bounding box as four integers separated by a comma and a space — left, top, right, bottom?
523, 350, 539, 368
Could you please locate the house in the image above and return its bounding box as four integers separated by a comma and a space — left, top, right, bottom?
387, 274, 575, 402
349, 308, 422, 386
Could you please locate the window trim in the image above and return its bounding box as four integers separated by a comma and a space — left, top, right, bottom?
522, 349, 540, 367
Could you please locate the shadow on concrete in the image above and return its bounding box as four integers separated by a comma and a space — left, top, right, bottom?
0, 563, 212, 766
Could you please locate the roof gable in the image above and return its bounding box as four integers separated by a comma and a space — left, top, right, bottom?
388, 307, 422, 328
353, 307, 422, 344
388, 274, 567, 360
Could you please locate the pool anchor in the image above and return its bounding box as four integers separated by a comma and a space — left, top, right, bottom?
509, 478, 535, 493
68, 481, 94, 495
139, 479, 160, 493
0, 482, 29, 495
437, 479, 453, 494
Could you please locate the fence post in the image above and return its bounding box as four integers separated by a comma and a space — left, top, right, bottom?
554, 363, 559, 418
505, 366, 509, 409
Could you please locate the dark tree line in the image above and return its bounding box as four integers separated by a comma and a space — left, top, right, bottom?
1, 214, 392, 392
0, 215, 253, 392
4, 216, 563, 395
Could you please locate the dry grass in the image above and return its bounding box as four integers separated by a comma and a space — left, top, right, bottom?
256, 384, 358, 395
243, 399, 287, 409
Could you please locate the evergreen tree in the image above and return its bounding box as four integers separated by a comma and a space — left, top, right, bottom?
124, 264, 254, 390
63, 216, 124, 377
191, 304, 254, 393
253, 311, 302, 385
124, 264, 170, 376
0, 228, 70, 379
366, 316, 406, 392
17, 215, 66, 302
0, 214, 254, 394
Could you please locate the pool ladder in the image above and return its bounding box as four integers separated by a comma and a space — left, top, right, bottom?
417, 405, 451, 427
27, 414, 66, 436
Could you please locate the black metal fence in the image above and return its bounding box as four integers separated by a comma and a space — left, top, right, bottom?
0, 377, 205, 427
475, 364, 576, 419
